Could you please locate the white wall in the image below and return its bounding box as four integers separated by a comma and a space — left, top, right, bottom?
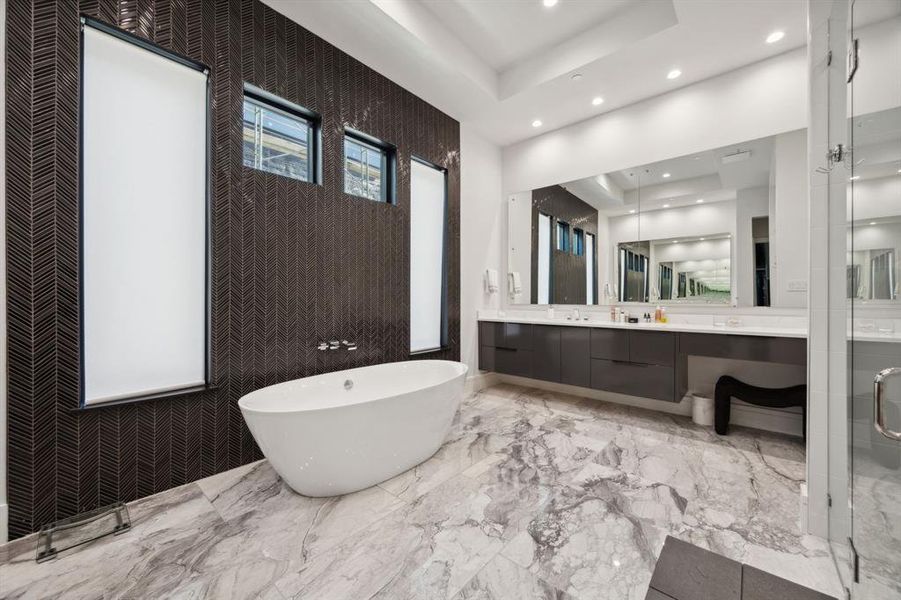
460, 125, 504, 376
502, 48, 807, 194
771, 129, 809, 308
507, 191, 532, 304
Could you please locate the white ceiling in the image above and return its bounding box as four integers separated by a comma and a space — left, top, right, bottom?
264, 0, 808, 146
419, 0, 636, 71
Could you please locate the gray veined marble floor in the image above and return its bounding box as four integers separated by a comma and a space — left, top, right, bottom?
0, 384, 843, 600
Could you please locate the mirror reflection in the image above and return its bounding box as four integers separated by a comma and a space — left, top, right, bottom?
846, 107, 901, 302
508, 129, 807, 307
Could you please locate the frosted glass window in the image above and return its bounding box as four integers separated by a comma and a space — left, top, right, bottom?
410, 159, 446, 353
82, 22, 208, 405
586, 233, 595, 304
538, 213, 551, 304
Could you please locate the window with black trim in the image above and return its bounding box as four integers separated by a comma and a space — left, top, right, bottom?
242, 85, 318, 183
573, 228, 585, 256
344, 130, 394, 203
556, 221, 570, 252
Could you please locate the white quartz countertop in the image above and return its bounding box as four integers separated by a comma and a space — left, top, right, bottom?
477, 315, 808, 339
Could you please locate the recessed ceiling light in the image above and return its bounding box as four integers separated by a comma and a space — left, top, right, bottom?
699, 237, 705, 241
766, 31, 785, 44
629, 209, 636, 214
592, 96, 604, 106
850, 175, 860, 181
672, 240, 679, 244
571, 73, 583, 81
532, 119, 543, 128
667, 69, 682, 80
662, 172, 671, 178
663, 203, 671, 208
696, 199, 704, 203
543, 0, 558, 7
870, 221, 877, 226
897, 168, 901, 173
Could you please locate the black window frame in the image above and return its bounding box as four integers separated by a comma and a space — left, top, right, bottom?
572, 228, 585, 256
242, 83, 322, 184
343, 128, 397, 204
556, 220, 570, 252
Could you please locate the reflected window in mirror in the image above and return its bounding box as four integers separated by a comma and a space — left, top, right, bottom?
573, 228, 585, 256
618, 243, 649, 302
586, 232, 596, 305
556, 221, 570, 252
537, 213, 552, 304
658, 263, 673, 300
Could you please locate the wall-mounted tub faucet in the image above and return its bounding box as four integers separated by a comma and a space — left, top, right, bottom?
317, 340, 357, 351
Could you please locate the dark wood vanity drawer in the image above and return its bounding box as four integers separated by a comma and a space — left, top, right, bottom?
590, 328, 630, 361
561, 328, 591, 388
495, 348, 533, 378
590, 359, 675, 402
629, 331, 675, 367
479, 322, 504, 347
502, 323, 533, 351
678, 333, 806, 366
478, 345, 495, 371
532, 325, 561, 382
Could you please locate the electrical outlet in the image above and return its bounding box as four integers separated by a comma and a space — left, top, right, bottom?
788, 280, 808, 292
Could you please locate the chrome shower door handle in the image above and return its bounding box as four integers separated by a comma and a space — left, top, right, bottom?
874, 367, 901, 441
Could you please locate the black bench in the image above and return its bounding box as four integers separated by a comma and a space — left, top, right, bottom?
714, 375, 806, 439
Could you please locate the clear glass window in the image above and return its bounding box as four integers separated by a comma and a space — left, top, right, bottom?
344, 135, 389, 202
242, 94, 313, 182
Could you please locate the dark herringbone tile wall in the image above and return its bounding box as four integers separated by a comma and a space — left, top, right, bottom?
5, 0, 460, 539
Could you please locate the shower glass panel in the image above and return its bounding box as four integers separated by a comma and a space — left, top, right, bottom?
845, 1, 901, 597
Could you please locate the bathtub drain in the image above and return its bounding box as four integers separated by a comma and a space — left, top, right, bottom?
344, 379, 353, 391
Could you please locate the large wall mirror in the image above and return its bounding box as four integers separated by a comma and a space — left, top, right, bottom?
507, 128, 808, 307
846, 106, 901, 303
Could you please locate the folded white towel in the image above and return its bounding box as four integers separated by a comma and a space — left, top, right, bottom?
485, 269, 499, 293
509, 271, 523, 294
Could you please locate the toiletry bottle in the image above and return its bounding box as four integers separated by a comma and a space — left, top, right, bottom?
548, 305, 555, 319
661, 307, 668, 323
610, 305, 616, 322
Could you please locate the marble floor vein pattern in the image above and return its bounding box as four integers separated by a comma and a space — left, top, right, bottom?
0, 384, 842, 600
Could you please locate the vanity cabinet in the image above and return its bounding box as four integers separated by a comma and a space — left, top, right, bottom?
533, 325, 561, 382
589, 329, 676, 401
560, 328, 590, 387
480, 322, 534, 378
478, 322, 677, 401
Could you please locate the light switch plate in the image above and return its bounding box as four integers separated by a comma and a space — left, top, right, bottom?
788, 280, 808, 292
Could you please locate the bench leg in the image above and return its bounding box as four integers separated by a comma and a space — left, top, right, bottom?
715, 384, 732, 435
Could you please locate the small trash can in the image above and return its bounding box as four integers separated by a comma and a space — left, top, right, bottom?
690, 393, 715, 427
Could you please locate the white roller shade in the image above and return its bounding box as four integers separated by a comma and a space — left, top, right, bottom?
410, 159, 446, 353
82, 24, 208, 405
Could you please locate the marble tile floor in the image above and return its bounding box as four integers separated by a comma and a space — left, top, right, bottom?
0, 384, 844, 600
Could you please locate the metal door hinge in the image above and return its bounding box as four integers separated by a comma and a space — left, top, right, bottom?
847, 38, 859, 82
827, 493, 833, 508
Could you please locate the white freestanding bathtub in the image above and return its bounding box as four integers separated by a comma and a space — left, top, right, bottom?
238, 360, 468, 496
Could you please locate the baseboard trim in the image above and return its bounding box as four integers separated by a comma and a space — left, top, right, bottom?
0, 503, 8, 544
493, 375, 804, 437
